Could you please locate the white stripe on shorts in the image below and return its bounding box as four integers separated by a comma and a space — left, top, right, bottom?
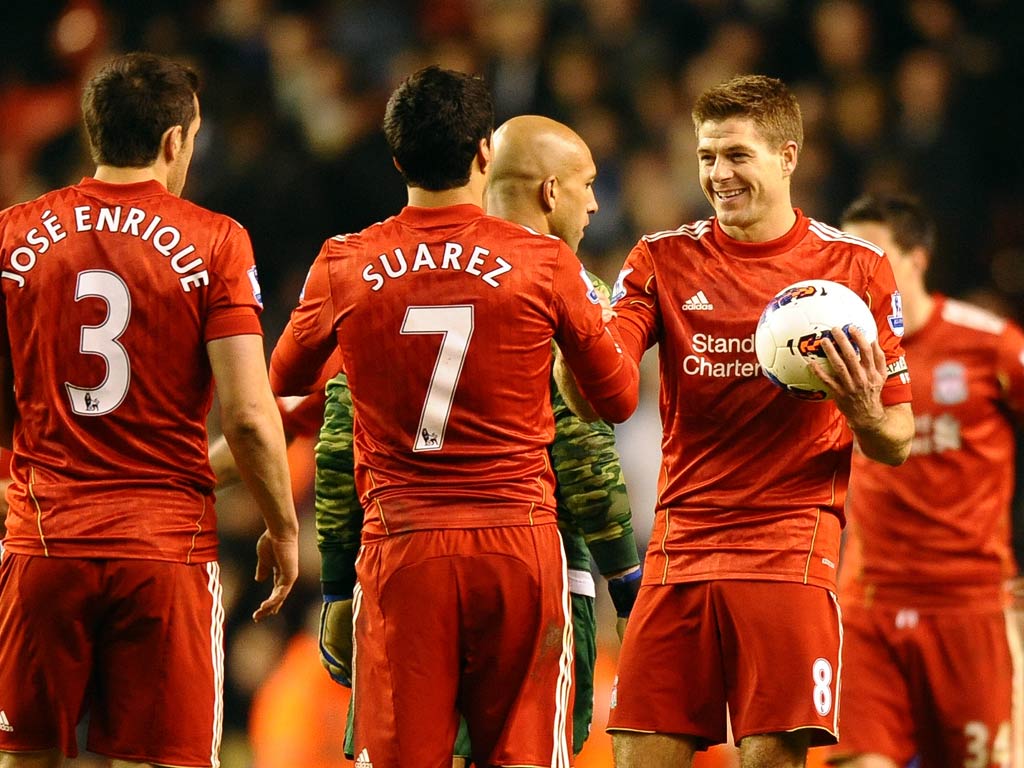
205, 562, 225, 768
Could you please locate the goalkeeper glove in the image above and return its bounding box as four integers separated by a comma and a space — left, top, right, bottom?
319, 595, 354, 687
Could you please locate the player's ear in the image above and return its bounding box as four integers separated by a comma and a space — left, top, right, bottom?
910, 245, 930, 274
541, 176, 557, 213
780, 140, 799, 178
161, 124, 183, 163
476, 136, 492, 175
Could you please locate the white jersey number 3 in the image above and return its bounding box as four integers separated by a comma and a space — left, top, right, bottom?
65, 270, 132, 416
401, 304, 474, 452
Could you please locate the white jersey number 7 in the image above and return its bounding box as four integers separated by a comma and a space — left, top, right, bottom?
400, 304, 474, 452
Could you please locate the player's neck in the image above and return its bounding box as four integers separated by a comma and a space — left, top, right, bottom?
93, 165, 168, 189
901, 285, 934, 336
718, 205, 797, 243
488, 200, 546, 235
406, 187, 485, 209
406, 175, 486, 209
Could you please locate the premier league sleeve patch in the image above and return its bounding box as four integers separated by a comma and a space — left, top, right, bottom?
247, 265, 263, 307
579, 265, 601, 304
611, 267, 633, 305
888, 290, 905, 337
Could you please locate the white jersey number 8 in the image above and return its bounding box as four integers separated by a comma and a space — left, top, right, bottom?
65, 270, 132, 416
812, 657, 833, 716
401, 304, 474, 452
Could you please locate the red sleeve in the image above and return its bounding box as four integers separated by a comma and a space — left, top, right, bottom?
269, 243, 339, 395
206, 224, 263, 341
274, 349, 342, 435
610, 240, 660, 363
551, 248, 639, 423
277, 390, 327, 438
866, 255, 912, 406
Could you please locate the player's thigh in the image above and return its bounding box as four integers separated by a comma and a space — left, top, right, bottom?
0, 749, 65, 768
738, 730, 811, 768
608, 582, 727, 745
457, 525, 572, 768
715, 581, 841, 747
612, 731, 698, 768
828, 756, 900, 768
0, 553, 98, 756
352, 538, 462, 768
570, 592, 597, 754
822, 602, 916, 766
88, 560, 223, 768
917, 609, 1015, 768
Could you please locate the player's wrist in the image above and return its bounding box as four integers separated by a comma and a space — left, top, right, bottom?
607, 567, 642, 618
319, 545, 358, 598
322, 582, 353, 601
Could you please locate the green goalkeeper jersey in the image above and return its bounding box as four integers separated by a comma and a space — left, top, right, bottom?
315, 373, 639, 594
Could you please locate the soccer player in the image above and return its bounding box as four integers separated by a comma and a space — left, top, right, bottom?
823, 194, 1024, 768
269, 67, 639, 768
311, 115, 643, 766
604, 74, 914, 768
0, 53, 299, 768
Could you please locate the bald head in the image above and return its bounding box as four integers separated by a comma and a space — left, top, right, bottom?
487, 115, 598, 252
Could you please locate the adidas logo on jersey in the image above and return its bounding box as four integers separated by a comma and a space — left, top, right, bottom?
354, 748, 373, 768
682, 290, 714, 310
0, 710, 12, 732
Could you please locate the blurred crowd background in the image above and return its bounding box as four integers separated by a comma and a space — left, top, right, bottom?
2, 0, 1022, 766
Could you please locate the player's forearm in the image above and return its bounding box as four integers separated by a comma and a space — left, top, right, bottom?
221, 410, 299, 539
850, 401, 913, 466
208, 434, 243, 489
315, 374, 363, 595
550, 394, 640, 574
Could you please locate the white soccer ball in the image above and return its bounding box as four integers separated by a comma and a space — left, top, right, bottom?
754, 279, 878, 401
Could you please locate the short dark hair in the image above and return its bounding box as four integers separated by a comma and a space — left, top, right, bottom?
840, 193, 937, 254
692, 74, 803, 151
82, 52, 199, 168
383, 65, 494, 191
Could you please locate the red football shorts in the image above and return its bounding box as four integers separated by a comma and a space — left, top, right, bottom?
0, 553, 224, 766
607, 580, 842, 748
825, 601, 1021, 768
351, 524, 574, 768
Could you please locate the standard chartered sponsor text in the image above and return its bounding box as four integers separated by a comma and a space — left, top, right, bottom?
685, 332, 762, 377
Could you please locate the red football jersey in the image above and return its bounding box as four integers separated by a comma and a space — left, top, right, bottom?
841, 296, 1024, 608
613, 211, 911, 591
271, 204, 638, 536
0, 178, 263, 562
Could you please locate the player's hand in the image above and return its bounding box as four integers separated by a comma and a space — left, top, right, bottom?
319, 597, 354, 686
809, 326, 887, 429
597, 288, 616, 324
252, 529, 299, 622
